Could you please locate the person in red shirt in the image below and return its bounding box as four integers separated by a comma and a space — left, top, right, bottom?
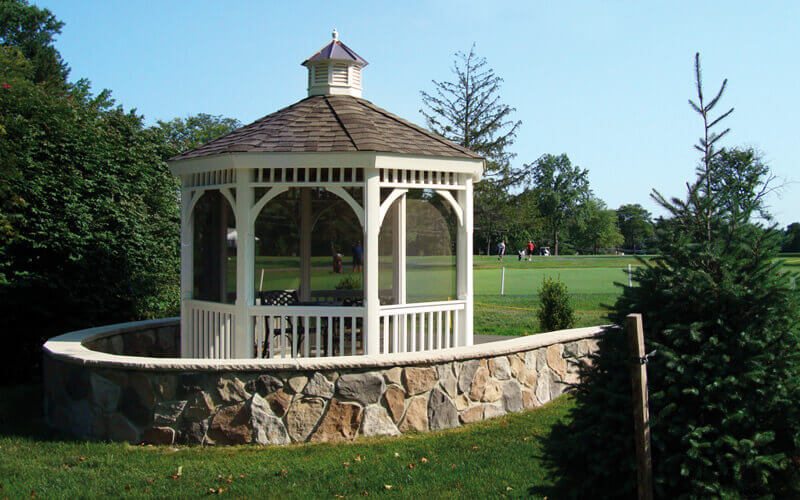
526, 240, 535, 262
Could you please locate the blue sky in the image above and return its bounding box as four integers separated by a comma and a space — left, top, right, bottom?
40, 1, 798, 226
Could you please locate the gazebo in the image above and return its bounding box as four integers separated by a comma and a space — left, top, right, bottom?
169, 31, 484, 359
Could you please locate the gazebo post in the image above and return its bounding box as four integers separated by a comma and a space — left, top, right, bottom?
392, 194, 407, 305
179, 182, 194, 358
299, 188, 312, 302
457, 176, 474, 346
363, 168, 381, 355
234, 169, 255, 358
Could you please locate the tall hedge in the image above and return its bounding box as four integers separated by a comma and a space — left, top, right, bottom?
0, 39, 180, 384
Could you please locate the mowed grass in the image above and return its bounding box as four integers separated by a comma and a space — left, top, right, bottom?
0, 384, 572, 498
473, 255, 642, 336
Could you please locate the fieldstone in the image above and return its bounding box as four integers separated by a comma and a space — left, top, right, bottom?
468, 367, 489, 401
483, 403, 507, 419
509, 355, 526, 380
287, 375, 309, 394
128, 373, 156, 410
151, 375, 176, 400
67, 399, 98, 439
455, 394, 471, 411
105, 413, 140, 442
565, 362, 581, 385
177, 373, 206, 398
142, 426, 175, 445
457, 359, 480, 394
285, 397, 326, 442
479, 359, 488, 368
427, 387, 458, 431
403, 367, 437, 395
336, 372, 384, 405
481, 380, 503, 403
522, 369, 538, 390
565, 340, 587, 357
459, 405, 483, 424
183, 391, 215, 421
535, 369, 553, 405
501, 381, 523, 413
435, 363, 456, 380
382, 385, 406, 423
383, 367, 403, 386
550, 378, 568, 400
250, 394, 290, 445
398, 396, 428, 432
522, 390, 537, 410
361, 405, 400, 437
267, 389, 293, 416
178, 420, 209, 445
310, 400, 362, 442
439, 375, 457, 399
246, 374, 283, 396
488, 357, 511, 380
154, 400, 187, 426
118, 387, 152, 427
217, 374, 250, 403
585, 338, 600, 354
208, 402, 251, 445
535, 349, 547, 371
91, 373, 121, 412
303, 372, 335, 399
546, 345, 568, 379
524, 350, 537, 371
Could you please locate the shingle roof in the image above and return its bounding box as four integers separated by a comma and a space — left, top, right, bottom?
302, 40, 367, 66
170, 95, 483, 161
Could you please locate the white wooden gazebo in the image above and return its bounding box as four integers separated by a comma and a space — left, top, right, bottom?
169, 32, 484, 359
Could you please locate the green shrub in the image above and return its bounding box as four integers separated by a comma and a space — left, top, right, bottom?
335, 273, 362, 290
537, 276, 575, 331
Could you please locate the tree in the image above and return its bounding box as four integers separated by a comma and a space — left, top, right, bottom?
0, 0, 68, 88
783, 222, 800, 252
420, 43, 521, 182
616, 203, 654, 251
545, 53, 800, 498
0, 3, 181, 385
571, 199, 623, 254
522, 153, 591, 255
156, 113, 241, 157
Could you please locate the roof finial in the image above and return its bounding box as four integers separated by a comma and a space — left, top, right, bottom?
332, 28, 339, 41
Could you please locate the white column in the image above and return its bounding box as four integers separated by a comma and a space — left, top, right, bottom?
363, 168, 381, 355
299, 188, 312, 302
392, 194, 407, 305
234, 169, 255, 358
179, 183, 194, 358
456, 176, 474, 346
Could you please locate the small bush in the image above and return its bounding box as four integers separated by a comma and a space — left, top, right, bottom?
537, 276, 575, 331
335, 273, 362, 290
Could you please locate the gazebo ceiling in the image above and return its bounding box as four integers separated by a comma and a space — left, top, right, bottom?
170, 94, 482, 162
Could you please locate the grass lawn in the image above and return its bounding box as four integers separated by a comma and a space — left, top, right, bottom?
0, 384, 571, 498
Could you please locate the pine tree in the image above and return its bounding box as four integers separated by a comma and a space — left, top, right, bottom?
544, 54, 800, 498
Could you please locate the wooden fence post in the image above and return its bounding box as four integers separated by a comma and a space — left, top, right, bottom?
626, 313, 654, 500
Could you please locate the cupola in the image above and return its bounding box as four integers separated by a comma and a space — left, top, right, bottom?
302, 29, 368, 97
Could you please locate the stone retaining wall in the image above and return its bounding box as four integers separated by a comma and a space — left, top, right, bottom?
43, 319, 603, 446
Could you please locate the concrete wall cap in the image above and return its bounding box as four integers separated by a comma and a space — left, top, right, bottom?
44, 317, 609, 372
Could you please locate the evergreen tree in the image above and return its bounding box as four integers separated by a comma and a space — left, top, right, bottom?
544, 54, 800, 498
420, 43, 521, 182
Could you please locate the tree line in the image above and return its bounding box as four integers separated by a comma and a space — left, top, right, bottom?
420, 44, 799, 256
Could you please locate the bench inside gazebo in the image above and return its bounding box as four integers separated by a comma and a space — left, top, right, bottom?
169, 31, 484, 360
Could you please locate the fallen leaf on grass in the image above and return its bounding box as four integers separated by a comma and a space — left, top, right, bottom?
393, 452, 399, 457
420, 457, 428, 463
471, 446, 479, 450
384, 485, 392, 490
408, 463, 415, 469
147, 478, 153, 483
506, 487, 513, 491
277, 469, 288, 477
354, 455, 363, 462
342, 462, 350, 466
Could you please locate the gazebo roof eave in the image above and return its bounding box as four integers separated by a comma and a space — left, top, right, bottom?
168, 151, 485, 181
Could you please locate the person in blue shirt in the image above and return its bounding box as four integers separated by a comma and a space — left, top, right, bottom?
352, 241, 363, 272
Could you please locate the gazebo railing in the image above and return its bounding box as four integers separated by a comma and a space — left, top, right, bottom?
378, 300, 465, 354
184, 299, 237, 359
249, 305, 365, 358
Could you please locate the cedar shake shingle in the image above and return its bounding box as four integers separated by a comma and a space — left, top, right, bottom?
170, 95, 482, 161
